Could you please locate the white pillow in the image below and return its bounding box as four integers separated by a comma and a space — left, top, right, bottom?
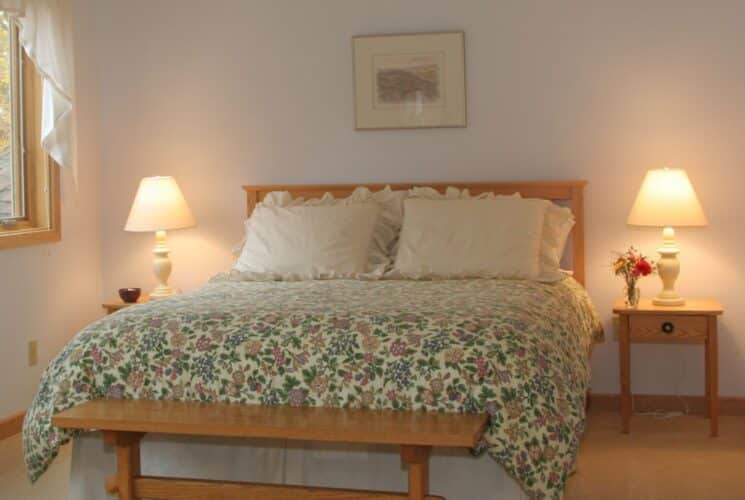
234, 203, 381, 279
393, 197, 546, 279
236, 186, 406, 276
388, 186, 519, 258
401, 186, 574, 280
405, 186, 520, 202
540, 203, 575, 279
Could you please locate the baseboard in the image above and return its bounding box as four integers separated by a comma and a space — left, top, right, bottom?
589, 393, 745, 416
0, 411, 25, 440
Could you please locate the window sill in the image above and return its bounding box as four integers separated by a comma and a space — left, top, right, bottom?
0, 164, 60, 250
0, 225, 60, 249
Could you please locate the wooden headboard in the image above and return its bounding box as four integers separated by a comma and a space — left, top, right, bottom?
242, 181, 587, 285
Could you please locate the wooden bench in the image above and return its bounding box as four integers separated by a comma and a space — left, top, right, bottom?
52, 400, 488, 500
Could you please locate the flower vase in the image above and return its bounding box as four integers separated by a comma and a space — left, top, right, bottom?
624, 283, 640, 308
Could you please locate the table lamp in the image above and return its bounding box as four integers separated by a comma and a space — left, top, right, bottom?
124, 176, 196, 298
627, 168, 707, 306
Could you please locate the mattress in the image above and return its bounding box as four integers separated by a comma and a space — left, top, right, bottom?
25, 276, 602, 499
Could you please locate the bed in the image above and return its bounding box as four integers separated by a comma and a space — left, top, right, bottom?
24, 181, 602, 500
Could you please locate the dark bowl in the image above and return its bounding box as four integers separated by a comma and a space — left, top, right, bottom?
118, 287, 142, 303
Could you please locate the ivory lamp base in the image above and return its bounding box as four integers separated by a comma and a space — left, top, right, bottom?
653, 295, 685, 307
149, 230, 178, 299
150, 285, 177, 298
653, 226, 685, 307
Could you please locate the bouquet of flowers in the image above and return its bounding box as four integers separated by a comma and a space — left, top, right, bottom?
613, 246, 655, 307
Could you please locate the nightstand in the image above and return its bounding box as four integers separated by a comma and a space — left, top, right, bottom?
102, 295, 150, 315
613, 298, 723, 436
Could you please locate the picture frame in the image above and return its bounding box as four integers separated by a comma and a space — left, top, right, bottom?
353, 31, 466, 130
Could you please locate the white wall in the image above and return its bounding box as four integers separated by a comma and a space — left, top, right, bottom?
0, 1, 103, 416
17, 0, 743, 410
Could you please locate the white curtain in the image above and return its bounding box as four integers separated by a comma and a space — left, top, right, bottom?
0, 0, 75, 171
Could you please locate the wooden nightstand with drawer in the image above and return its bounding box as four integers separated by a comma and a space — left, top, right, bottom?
613, 298, 723, 436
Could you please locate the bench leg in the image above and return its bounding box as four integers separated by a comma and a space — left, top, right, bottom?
103, 431, 143, 500
401, 445, 431, 500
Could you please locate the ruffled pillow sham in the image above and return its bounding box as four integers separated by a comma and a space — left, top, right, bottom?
233, 186, 406, 280
393, 196, 547, 279
540, 203, 575, 280
393, 186, 574, 281
233, 202, 381, 279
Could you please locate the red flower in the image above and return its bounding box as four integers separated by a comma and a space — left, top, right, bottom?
632, 259, 653, 277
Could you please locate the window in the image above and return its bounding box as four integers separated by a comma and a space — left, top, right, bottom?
0, 13, 20, 220
0, 12, 60, 249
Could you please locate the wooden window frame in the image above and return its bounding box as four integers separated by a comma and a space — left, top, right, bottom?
0, 20, 60, 250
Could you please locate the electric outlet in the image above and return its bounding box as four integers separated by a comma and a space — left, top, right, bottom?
28, 340, 38, 367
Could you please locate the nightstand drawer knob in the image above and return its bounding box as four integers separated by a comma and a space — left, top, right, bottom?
661, 321, 675, 334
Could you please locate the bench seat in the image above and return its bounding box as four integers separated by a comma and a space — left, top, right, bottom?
52, 400, 488, 500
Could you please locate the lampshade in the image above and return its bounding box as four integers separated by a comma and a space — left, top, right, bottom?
124, 176, 196, 232
626, 168, 707, 227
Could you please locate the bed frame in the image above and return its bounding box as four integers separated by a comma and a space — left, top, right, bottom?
242, 181, 587, 285
51, 181, 589, 500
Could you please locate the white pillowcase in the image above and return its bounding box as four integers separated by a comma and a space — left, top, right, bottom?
393, 197, 546, 279
234, 203, 381, 279
540, 203, 575, 280
235, 186, 406, 277
404, 186, 519, 201
396, 186, 574, 281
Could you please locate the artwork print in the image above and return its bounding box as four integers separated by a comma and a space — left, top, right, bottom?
354, 32, 466, 129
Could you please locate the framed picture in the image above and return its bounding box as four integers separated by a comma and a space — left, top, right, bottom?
353, 31, 466, 130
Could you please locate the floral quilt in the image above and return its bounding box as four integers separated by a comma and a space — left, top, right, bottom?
24, 276, 602, 499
